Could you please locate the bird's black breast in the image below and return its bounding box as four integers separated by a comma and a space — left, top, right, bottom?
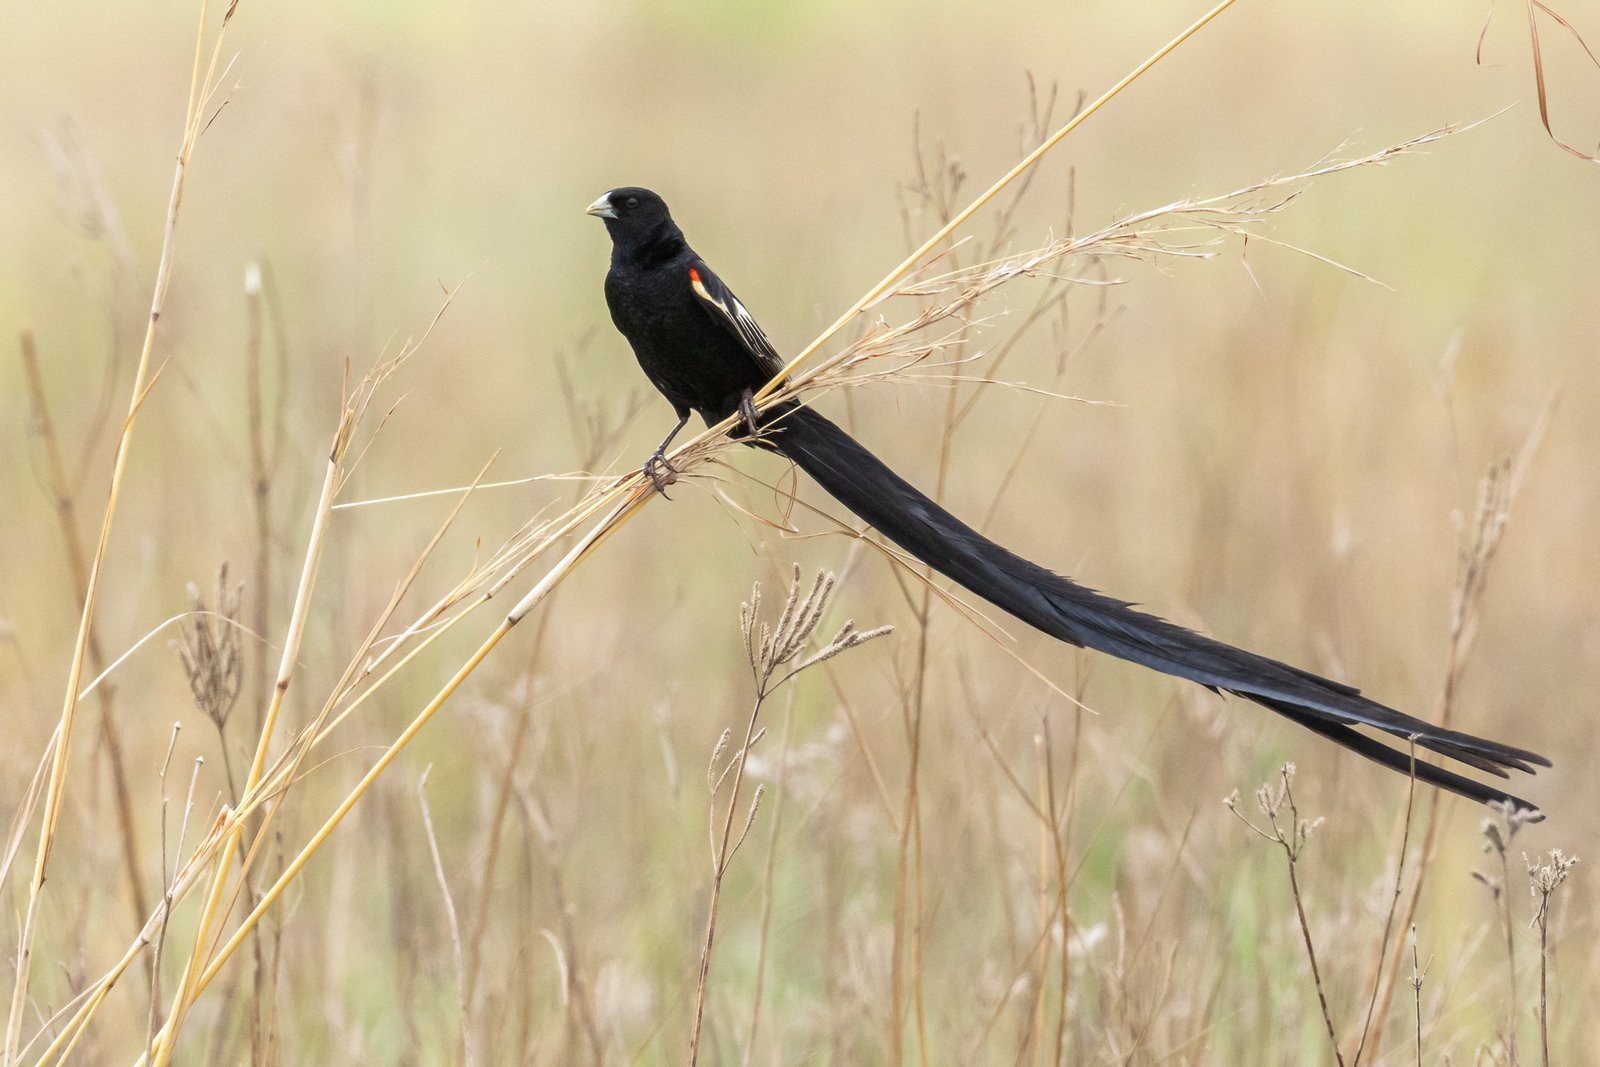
604, 252, 772, 421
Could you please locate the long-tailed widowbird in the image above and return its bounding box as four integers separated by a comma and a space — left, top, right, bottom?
587, 185, 1549, 814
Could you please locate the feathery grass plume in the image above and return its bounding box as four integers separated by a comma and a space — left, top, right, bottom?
172, 563, 249, 841
737, 566, 893, 698
173, 564, 244, 733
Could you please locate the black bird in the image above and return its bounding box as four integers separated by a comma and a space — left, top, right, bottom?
586, 186, 1549, 813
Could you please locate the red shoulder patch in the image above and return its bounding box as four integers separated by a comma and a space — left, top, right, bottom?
689, 267, 701, 283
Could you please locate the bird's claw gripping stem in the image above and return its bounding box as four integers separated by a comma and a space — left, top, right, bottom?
643, 449, 678, 497
739, 390, 761, 437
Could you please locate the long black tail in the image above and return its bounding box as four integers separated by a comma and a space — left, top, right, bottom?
762, 404, 1549, 813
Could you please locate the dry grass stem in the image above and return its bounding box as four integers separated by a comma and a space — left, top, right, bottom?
18, 329, 149, 930
1409, 927, 1427, 1066
143, 725, 183, 1058
689, 569, 891, 1066
242, 260, 288, 732
741, 703, 794, 1067
1349, 741, 1420, 1066
417, 768, 475, 1067
1505, 0, 1600, 161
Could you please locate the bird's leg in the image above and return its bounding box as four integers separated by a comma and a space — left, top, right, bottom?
643, 410, 690, 496
738, 389, 761, 437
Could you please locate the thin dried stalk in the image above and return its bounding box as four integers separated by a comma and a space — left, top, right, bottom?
143, 728, 181, 1055
1349, 741, 1420, 1067
741, 705, 794, 1067
1475, 801, 1534, 1058
145, 744, 201, 1063
417, 769, 474, 1067
17, 330, 149, 930
515, 781, 605, 1064
243, 261, 285, 726
1519, 0, 1600, 162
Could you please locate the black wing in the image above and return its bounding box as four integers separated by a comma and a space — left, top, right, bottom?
688, 257, 788, 383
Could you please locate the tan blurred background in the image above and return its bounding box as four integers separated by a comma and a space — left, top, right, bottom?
2, 1, 1597, 1063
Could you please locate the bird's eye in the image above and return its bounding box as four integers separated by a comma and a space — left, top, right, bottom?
626, 196, 639, 207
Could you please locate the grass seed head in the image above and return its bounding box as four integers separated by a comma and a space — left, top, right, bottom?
173, 563, 244, 730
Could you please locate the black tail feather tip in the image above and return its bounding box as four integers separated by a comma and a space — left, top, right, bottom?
1267, 699, 1548, 817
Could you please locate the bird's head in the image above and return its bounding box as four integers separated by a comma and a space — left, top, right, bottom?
585, 187, 673, 239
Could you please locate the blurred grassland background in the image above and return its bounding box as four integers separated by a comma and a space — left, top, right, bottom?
1, 0, 1597, 1063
